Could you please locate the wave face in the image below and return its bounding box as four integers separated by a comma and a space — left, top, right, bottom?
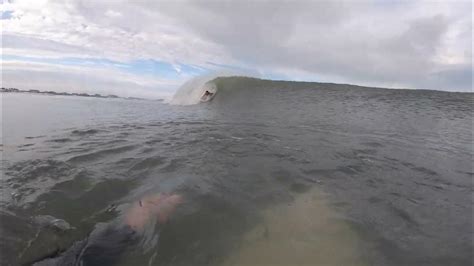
176, 75, 474, 108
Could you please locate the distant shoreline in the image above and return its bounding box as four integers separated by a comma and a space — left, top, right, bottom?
0, 87, 155, 101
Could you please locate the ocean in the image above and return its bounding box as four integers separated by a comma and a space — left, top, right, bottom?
1, 77, 472, 265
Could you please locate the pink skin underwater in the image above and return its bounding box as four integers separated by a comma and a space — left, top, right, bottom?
124, 193, 184, 231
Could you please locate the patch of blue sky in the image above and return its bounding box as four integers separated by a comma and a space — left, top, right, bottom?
121, 59, 176, 77
124, 59, 209, 79
1, 10, 14, 20
124, 59, 206, 79
3, 55, 207, 80
177, 63, 208, 76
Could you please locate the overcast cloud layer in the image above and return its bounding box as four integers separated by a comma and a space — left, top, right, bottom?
1, 0, 472, 98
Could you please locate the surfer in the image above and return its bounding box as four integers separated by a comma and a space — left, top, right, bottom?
200, 90, 215, 102
32, 193, 183, 266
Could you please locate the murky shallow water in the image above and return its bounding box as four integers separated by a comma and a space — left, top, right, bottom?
1, 79, 472, 265
221, 188, 365, 266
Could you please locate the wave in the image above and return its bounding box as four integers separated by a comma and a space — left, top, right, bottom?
170, 74, 339, 106
170, 75, 218, 105
170, 70, 259, 105
171, 74, 474, 107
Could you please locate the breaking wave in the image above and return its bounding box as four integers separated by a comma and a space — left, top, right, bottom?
170, 71, 258, 105
170, 75, 218, 105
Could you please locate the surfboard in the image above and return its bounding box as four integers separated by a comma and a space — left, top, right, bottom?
200, 92, 216, 102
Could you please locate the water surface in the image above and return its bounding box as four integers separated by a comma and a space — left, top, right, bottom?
1, 78, 472, 265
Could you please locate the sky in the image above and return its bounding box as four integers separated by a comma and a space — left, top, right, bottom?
1, 0, 472, 98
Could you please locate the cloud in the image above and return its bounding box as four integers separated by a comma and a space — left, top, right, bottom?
2, 60, 182, 99
156, 0, 471, 91
2, 0, 472, 95
105, 10, 122, 18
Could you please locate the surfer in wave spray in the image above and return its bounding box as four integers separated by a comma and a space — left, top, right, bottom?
170, 71, 258, 105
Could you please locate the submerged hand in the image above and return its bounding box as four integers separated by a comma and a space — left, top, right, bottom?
124, 193, 183, 231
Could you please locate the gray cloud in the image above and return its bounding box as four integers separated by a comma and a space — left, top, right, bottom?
157, 0, 471, 91
2, 0, 472, 93
2, 34, 95, 57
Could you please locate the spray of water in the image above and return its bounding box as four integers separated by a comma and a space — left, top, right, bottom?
170, 74, 218, 105
170, 70, 259, 105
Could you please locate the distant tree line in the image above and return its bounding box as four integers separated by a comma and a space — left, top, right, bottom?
1, 87, 121, 99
